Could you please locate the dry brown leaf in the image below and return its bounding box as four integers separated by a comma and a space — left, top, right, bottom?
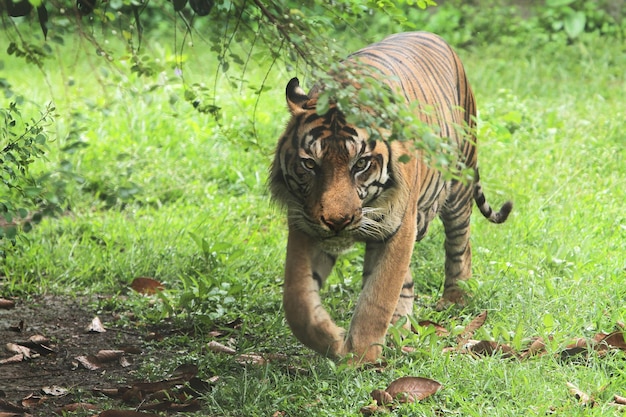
235, 353, 266, 365
92, 388, 122, 398
169, 363, 198, 381
465, 340, 517, 358
138, 399, 201, 412
99, 410, 161, 417
16, 335, 55, 355
597, 331, 626, 350
456, 310, 487, 347
614, 394, 626, 405
75, 355, 101, 370
566, 338, 589, 349
414, 320, 450, 337
0, 298, 15, 309
359, 403, 384, 415
0, 413, 22, 417
28, 334, 51, 345
372, 376, 442, 405
566, 382, 594, 406
0, 354, 24, 365
42, 385, 68, 396
559, 346, 588, 361
207, 341, 237, 355
20, 393, 45, 408
56, 402, 98, 413
370, 389, 393, 405
94, 350, 125, 363
6, 343, 34, 359
85, 316, 106, 333
522, 337, 548, 358
130, 277, 165, 295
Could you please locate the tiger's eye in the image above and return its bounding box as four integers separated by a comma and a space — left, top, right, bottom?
301, 158, 316, 170
354, 157, 370, 171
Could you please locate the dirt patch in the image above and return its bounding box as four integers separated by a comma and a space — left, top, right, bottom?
0, 295, 166, 416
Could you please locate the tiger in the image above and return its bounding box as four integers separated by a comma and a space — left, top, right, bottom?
270, 31, 512, 363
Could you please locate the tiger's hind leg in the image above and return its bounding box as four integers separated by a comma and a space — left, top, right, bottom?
436, 181, 473, 311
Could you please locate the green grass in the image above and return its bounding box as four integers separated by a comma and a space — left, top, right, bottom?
2, 28, 626, 416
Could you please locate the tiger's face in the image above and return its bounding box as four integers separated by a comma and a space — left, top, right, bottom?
271, 78, 406, 254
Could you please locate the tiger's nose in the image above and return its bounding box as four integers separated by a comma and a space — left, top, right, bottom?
321, 214, 354, 232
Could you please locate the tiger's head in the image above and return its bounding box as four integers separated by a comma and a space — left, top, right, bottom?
270, 78, 411, 254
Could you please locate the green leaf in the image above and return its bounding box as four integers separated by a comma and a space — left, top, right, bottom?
546, 0, 575, 6
172, 0, 188, 12
564, 11, 586, 39
37, 5, 48, 39
316, 92, 330, 116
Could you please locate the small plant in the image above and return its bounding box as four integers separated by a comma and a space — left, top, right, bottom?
0, 98, 65, 253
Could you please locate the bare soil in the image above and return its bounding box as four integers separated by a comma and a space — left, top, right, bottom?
0, 295, 169, 416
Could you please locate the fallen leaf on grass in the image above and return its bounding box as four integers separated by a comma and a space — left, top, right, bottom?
41, 385, 68, 396
99, 410, 160, 417
365, 376, 442, 414
86, 316, 106, 333
6, 343, 36, 359
520, 337, 548, 358
369, 389, 393, 407
56, 402, 98, 413
413, 320, 450, 337
138, 399, 201, 412
463, 340, 517, 359
596, 331, 626, 351
207, 340, 287, 365
169, 363, 199, 381
130, 277, 164, 295
385, 376, 442, 403
0, 298, 15, 309
207, 340, 236, 355
75, 355, 102, 371
21, 393, 45, 408
559, 330, 626, 361
93, 363, 210, 412
76, 348, 136, 370
20, 335, 55, 354
566, 382, 594, 407
615, 394, 626, 405
456, 310, 487, 348
0, 354, 24, 365
94, 350, 126, 363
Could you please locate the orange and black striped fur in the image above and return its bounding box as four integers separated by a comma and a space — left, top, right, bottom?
270, 32, 512, 362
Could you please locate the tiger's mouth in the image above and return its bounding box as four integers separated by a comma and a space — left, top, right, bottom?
318, 235, 356, 255
297, 216, 361, 252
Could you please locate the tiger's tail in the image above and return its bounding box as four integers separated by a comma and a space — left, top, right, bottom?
473, 168, 513, 224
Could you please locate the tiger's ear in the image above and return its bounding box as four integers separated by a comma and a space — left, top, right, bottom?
286, 77, 310, 115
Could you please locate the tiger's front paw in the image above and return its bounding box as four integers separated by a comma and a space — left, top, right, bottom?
337, 335, 384, 364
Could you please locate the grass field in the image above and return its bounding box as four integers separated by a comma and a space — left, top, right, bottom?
1, 25, 625, 416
